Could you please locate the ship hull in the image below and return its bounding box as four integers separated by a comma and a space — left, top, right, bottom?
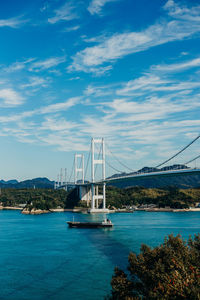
67, 221, 113, 228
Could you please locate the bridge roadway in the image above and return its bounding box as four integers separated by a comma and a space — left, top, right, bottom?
62, 168, 200, 188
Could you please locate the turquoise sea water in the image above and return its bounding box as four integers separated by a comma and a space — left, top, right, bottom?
0, 210, 200, 300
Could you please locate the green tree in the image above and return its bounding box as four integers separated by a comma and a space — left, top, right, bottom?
108, 234, 200, 299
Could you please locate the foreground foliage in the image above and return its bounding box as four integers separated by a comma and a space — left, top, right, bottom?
108, 234, 200, 299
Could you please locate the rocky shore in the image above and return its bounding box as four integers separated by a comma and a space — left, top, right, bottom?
22, 208, 50, 215
50, 208, 86, 212
21, 207, 87, 214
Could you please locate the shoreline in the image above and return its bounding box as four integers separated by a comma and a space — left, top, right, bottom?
1, 206, 200, 214
0, 206, 23, 210
135, 207, 200, 212
50, 208, 87, 212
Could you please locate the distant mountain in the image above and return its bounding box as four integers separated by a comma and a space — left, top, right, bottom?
7, 180, 19, 184
0, 179, 18, 185
137, 164, 189, 174
107, 165, 200, 189
0, 178, 54, 189
0, 163, 199, 190
107, 165, 189, 179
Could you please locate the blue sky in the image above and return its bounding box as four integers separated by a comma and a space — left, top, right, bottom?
0, 0, 200, 181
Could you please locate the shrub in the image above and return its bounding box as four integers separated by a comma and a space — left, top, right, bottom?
108, 234, 200, 299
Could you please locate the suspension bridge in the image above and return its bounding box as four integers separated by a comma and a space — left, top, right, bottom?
55, 135, 200, 213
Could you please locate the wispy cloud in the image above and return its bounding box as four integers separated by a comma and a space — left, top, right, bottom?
3, 58, 34, 73
69, 76, 80, 81
116, 74, 200, 96
0, 16, 28, 28
20, 76, 50, 88
29, 56, 66, 72
39, 133, 88, 152
88, 0, 118, 15
70, 1, 200, 74
0, 113, 31, 123
63, 25, 80, 32
0, 97, 79, 127
0, 88, 24, 107
48, 2, 78, 24
116, 75, 169, 95
41, 116, 77, 132
164, 0, 200, 22
84, 84, 114, 97
102, 96, 200, 121
152, 57, 200, 72
38, 97, 80, 114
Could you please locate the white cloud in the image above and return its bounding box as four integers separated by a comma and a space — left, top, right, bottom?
39, 134, 88, 152
38, 97, 80, 114
152, 57, 200, 72
117, 75, 169, 95
21, 76, 49, 88
0, 115, 25, 123
17, 136, 36, 144
84, 84, 114, 97
3, 58, 34, 73
0, 89, 24, 107
164, 0, 200, 22
41, 117, 77, 132
0, 16, 27, 28
88, 0, 118, 15
0, 97, 80, 126
116, 74, 200, 96
3, 56, 65, 74
29, 56, 66, 72
80, 115, 123, 137
63, 25, 80, 32
70, 31, 151, 71
69, 76, 80, 81
101, 93, 200, 124
48, 2, 78, 24
70, 1, 200, 73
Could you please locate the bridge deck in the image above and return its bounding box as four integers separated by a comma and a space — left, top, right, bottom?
61, 168, 200, 188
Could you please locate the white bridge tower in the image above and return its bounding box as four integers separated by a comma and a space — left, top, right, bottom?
89, 138, 108, 213
74, 154, 84, 184
74, 138, 109, 213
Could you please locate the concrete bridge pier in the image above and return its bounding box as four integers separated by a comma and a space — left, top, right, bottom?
79, 183, 109, 213
79, 185, 91, 207
88, 183, 109, 213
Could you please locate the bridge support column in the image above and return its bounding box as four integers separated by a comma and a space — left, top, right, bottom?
74, 154, 84, 184
91, 184, 95, 209
103, 183, 106, 209
88, 138, 109, 213
79, 185, 91, 206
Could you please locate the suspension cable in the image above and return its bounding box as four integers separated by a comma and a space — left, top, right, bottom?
78, 155, 82, 170
105, 160, 124, 174
69, 157, 74, 183
184, 154, 200, 165
155, 134, 200, 168
84, 145, 91, 181
106, 144, 136, 172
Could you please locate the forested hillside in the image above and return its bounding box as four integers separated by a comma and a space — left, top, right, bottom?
0, 188, 80, 210
0, 186, 200, 210
106, 186, 200, 209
